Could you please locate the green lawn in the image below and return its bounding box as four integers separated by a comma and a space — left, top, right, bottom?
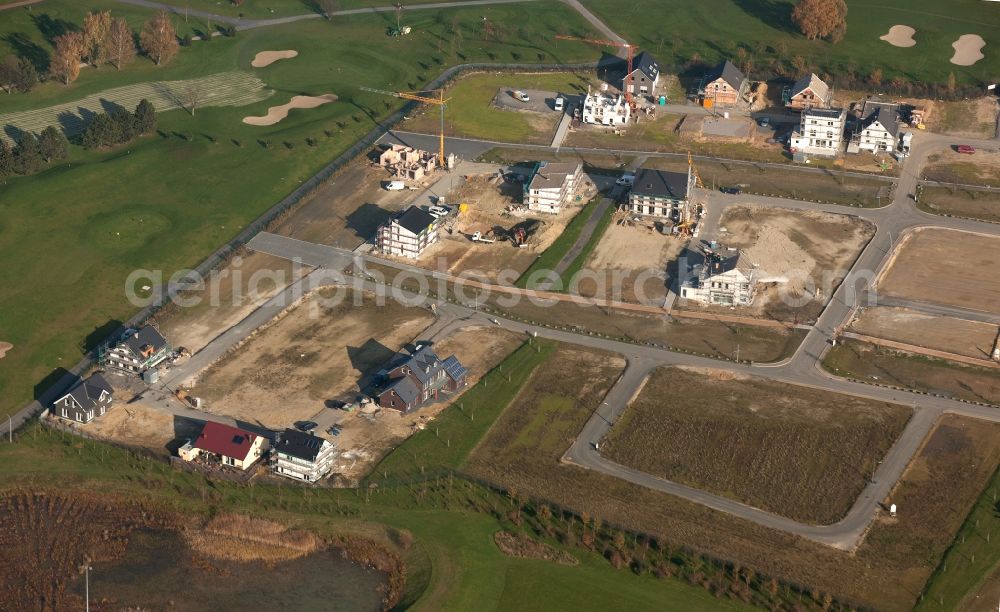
515, 197, 600, 289
145, 0, 482, 20
370, 339, 554, 482
918, 466, 1000, 610
0, 2, 604, 416
0, 423, 741, 612
403, 71, 597, 144
580, 0, 1000, 84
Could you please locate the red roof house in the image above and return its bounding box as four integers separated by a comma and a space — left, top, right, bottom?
179, 421, 265, 470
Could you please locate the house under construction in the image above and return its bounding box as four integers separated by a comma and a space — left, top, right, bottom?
582, 88, 631, 126
379, 144, 438, 181
681, 249, 758, 306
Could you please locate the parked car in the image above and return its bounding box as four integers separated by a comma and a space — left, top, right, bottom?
720, 186, 741, 195
428, 205, 450, 218
513, 90, 530, 102
295, 421, 318, 432
757, 117, 770, 128
615, 172, 636, 187
956, 144, 976, 155
554, 96, 565, 112
384, 180, 405, 191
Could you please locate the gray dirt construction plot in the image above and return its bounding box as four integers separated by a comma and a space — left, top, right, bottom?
0, 72, 272, 141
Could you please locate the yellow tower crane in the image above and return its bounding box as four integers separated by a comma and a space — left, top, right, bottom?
360, 87, 450, 166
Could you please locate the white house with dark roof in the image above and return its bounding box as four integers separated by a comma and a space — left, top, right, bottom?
682, 250, 758, 306
624, 51, 660, 97
790, 108, 846, 158
52, 373, 114, 424
524, 161, 582, 214
627, 168, 693, 220
376, 344, 468, 413
273, 428, 336, 482
787, 73, 832, 110
101, 325, 170, 374
701, 60, 747, 107
582, 89, 631, 126
853, 99, 900, 153
376, 206, 439, 259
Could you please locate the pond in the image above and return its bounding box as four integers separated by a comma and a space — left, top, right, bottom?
74, 529, 387, 611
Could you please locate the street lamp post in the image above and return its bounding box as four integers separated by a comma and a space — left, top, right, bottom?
84, 565, 92, 612
6, 414, 10, 443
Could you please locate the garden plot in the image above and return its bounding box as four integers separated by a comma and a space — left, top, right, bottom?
0, 71, 272, 140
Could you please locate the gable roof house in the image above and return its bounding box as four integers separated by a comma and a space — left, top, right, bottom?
681, 250, 758, 306
627, 168, 694, 220
52, 373, 114, 424
273, 429, 336, 483
376, 206, 439, 259
524, 161, 583, 214
376, 344, 468, 413
786, 73, 832, 110
702, 60, 747, 107
852, 100, 900, 153
178, 421, 265, 471
101, 325, 171, 374
624, 51, 660, 96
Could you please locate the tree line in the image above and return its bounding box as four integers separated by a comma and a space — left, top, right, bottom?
0, 98, 156, 179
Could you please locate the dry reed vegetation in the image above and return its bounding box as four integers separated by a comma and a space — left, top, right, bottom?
184, 513, 321, 563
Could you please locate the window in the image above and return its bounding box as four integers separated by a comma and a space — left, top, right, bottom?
61, 407, 67, 418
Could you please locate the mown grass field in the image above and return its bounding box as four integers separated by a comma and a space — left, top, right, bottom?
824, 340, 1000, 406
918, 465, 1000, 611
515, 197, 601, 289
403, 71, 597, 145
0, 421, 739, 612
0, 0, 603, 416
601, 367, 912, 524
580, 0, 1000, 84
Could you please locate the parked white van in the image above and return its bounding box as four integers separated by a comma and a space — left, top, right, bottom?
384, 180, 405, 191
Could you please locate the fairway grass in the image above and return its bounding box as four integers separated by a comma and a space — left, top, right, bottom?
0, 2, 604, 416
580, 0, 999, 84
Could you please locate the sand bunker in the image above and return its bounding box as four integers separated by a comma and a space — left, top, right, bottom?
242, 94, 338, 126
880, 25, 916, 48
251, 50, 298, 68
0, 342, 11, 359
951, 34, 986, 66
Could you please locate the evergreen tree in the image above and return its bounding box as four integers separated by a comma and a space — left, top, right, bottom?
0, 55, 18, 93
110, 108, 135, 143
15, 58, 38, 93
0, 139, 14, 176
38, 126, 69, 161
134, 99, 156, 134
13, 132, 44, 174
82, 114, 115, 149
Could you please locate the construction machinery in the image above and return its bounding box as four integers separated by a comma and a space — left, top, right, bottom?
555, 35, 637, 107
470, 231, 496, 244
361, 87, 450, 165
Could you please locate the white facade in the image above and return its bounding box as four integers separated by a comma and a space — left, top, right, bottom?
525, 162, 582, 214
682, 252, 757, 306
274, 441, 336, 482
582, 91, 630, 126
854, 103, 899, 153
375, 208, 439, 259
790, 108, 845, 158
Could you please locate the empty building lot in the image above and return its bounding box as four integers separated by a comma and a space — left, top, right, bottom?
850, 307, 999, 360
878, 229, 1000, 314
599, 366, 912, 525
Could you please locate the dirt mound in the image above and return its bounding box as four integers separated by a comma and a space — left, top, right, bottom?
880, 25, 916, 48
0, 341, 11, 358
494, 531, 578, 565
243, 94, 338, 126
951, 34, 986, 66
251, 49, 298, 68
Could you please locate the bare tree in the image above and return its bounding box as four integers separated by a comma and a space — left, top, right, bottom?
106, 17, 137, 70
50, 32, 85, 85
791, 0, 848, 42
140, 11, 179, 66
184, 81, 204, 115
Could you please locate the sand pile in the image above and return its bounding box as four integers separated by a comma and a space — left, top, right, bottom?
251, 50, 298, 68
951, 34, 985, 66
743, 224, 815, 292
880, 25, 916, 48
0, 342, 10, 359
243, 94, 338, 126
